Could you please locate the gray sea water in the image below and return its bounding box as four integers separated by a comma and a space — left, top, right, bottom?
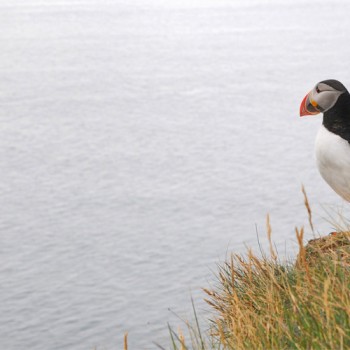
1, 0, 350, 349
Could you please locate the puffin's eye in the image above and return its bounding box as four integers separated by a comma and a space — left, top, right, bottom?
316, 86, 321, 93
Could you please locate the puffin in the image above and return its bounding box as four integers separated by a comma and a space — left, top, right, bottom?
300, 79, 350, 202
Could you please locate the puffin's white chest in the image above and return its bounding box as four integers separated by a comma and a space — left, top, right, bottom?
315, 125, 350, 201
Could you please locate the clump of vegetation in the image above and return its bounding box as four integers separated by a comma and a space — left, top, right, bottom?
164, 231, 350, 350
203, 230, 350, 350
165, 190, 350, 350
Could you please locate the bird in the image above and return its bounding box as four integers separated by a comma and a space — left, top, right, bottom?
300, 79, 350, 202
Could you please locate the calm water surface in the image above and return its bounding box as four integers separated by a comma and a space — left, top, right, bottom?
1, 0, 350, 349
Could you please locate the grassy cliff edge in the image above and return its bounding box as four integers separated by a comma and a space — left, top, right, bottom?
166, 229, 350, 350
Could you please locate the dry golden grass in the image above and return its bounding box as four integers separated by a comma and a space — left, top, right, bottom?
168, 189, 350, 350
202, 230, 350, 350
123, 332, 128, 350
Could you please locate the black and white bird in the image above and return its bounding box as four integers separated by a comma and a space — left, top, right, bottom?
300, 79, 350, 202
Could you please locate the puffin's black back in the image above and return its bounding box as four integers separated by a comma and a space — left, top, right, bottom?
323, 91, 350, 143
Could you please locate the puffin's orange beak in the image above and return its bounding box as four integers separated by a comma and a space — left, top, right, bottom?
300, 91, 321, 117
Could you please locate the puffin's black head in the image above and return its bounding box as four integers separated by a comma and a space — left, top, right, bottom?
300, 79, 349, 117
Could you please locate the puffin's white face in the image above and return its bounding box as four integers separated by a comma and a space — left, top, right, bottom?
300, 80, 346, 117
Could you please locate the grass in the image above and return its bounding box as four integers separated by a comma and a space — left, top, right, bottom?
202, 231, 350, 350
163, 190, 350, 350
